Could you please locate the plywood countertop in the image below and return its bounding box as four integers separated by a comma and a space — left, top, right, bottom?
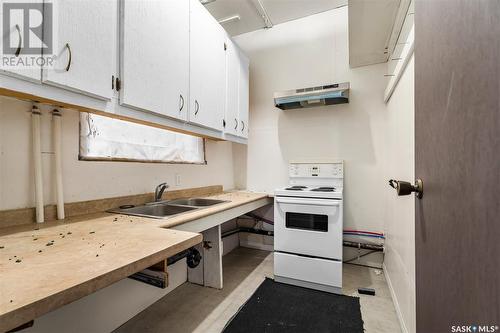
0, 191, 270, 332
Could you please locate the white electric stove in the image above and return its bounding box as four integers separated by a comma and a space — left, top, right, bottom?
274, 161, 344, 294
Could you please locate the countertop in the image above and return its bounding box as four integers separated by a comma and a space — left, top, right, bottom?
0, 191, 270, 332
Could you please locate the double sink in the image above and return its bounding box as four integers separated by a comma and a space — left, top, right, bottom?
109, 198, 229, 219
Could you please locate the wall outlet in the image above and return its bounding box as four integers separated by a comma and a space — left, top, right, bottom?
175, 174, 181, 186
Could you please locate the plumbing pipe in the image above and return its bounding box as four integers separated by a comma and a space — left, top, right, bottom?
343, 240, 384, 252
343, 232, 385, 239
52, 109, 65, 220
343, 229, 384, 236
32, 106, 44, 223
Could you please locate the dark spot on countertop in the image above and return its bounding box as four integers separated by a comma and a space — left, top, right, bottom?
67, 232, 72, 235
15, 259, 21, 263
0, 246, 4, 249
96, 254, 99, 257
33, 238, 38, 241
89, 231, 95, 234
38, 250, 42, 253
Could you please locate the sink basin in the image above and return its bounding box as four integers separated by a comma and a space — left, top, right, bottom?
168, 198, 228, 207
109, 203, 198, 219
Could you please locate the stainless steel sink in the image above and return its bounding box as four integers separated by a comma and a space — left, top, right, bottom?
168, 198, 228, 207
109, 203, 198, 219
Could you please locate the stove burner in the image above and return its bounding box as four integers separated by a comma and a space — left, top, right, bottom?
285, 186, 306, 191
311, 187, 336, 192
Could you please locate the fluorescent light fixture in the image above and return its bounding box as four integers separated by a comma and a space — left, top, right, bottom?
251, 0, 273, 28
218, 15, 241, 25
200, 0, 216, 5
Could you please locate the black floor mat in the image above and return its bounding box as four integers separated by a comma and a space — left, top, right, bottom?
223, 278, 364, 333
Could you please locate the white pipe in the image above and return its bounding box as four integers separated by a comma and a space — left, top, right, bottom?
32, 106, 44, 223
52, 109, 65, 220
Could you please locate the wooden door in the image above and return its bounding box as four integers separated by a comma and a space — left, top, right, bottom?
189, 0, 226, 131
120, 0, 189, 121
0, 0, 42, 82
225, 36, 240, 136
238, 51, 249, 139
415, 1, 500, 332
42, 0, 116, 100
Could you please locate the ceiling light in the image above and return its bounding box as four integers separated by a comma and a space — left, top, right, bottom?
218, 15, 241, 25
200, 0, 216, 5
250, 0, 273, 29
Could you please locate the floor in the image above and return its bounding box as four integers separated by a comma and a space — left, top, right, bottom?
114, 247, 401, 333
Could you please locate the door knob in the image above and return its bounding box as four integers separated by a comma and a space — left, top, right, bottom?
389, 179, 423, 199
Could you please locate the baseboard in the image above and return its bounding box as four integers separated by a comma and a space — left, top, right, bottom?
383, 263, 409, 333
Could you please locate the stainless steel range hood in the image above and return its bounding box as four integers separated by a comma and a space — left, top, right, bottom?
274, 82, 350, 110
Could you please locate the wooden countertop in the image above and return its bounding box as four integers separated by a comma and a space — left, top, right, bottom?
143, 191, 271, 229
0, 191, 269, 332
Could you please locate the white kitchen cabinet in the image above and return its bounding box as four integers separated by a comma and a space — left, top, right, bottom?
224, 37, 250, 139
225, 37, 240, 136
189, 0, 226, 131
238, 51, 250, 139
120, 0, 189, 121
0, 0, 42, 82
42, 0, 116, 100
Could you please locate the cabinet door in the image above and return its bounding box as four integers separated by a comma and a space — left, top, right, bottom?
224, 37, 240, 136
120, 0, 189, 120
42, 0, 116, 100
238, 51, 250, 138
0, 0, 42, 82
189, 0, 226, 131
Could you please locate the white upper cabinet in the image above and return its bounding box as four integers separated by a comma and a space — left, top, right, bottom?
189, 0, 226, 131
224, 37, 250, 139
0, 0, 42, 82
120, 0, 189, 121
42, 0, 116, 100
238, 51, 250, 139
225, 37, 240, 136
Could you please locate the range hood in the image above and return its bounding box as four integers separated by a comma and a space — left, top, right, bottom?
274, 82, 349, 110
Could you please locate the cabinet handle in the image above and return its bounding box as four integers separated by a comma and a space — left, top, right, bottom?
179, 94, 184, 112
65, 43, 72, 72
194, 100, 199, 115
14, 24, 21, 57
234, 118, 238, 130
241, 121, 245, 131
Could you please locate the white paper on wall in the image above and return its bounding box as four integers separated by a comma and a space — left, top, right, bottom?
79, 113, 205, 164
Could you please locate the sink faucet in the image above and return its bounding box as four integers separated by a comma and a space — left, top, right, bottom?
154, 183, 169, 202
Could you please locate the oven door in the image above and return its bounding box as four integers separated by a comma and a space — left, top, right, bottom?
274, 196, 343, 260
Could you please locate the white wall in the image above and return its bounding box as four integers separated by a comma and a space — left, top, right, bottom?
0, 96, 236, 211
234, 7, 389, 233
383, 56, 416, 333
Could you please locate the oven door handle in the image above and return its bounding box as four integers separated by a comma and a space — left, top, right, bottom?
275, 197, 341, 206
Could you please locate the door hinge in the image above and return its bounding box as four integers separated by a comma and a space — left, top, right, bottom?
112, 75, 115, 90
223, 119, 226, 127
115, 77, 121, 91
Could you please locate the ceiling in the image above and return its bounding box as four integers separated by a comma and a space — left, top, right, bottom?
204, 0, 348, 36
348, 0, 403, 67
